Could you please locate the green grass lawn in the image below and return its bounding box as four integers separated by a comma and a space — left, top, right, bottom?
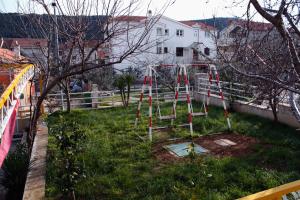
45, 102, 300, 200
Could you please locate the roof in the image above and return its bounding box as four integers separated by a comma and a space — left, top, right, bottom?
180, 21, 217, 30
60, 40, 109, 50
0, 48, 28, 65
2, 38, 48, 49
229, 20, 273, 31
114, 16, 147, 22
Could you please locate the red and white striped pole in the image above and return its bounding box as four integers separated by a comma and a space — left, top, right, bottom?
135, 67, 149, 127
148, 66, 153, 141
182, 65, 193, 136
173, 65, 182, 119
211, 65, 231, 130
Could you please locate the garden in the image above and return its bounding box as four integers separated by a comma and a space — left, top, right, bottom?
45, 102, 300, 200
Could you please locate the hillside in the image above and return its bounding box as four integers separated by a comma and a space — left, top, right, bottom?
192, 17, 237, 31
0, 13, 107, 39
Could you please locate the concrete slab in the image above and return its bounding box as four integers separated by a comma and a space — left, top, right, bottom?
214, 139, 237, 147
164, 142, 209, 157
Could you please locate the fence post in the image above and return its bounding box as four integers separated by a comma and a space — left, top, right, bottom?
111, 89, 115, 107
91, 84, 98, 108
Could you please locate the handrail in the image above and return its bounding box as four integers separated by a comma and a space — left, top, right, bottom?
238, 180, 300, 200
0, 63, 34, 138
0, 64, 34, 109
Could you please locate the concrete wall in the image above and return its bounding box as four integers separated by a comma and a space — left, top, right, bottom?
23, 121, 48, 200
194, 92, 300, 128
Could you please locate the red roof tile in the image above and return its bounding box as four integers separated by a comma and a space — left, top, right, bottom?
0, 48, 27, 64
229, 20, 273, 31
60, 40, 108, 50
3, 38, 48, 49
114, 16, 147, 22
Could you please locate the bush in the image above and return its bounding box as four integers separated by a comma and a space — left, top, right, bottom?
49, 116, 87, 199
1, 143, 30, 200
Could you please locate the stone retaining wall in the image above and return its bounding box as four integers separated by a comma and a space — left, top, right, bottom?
22, 121, 48, 200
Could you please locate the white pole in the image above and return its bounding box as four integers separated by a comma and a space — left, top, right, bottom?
135, 67, 149, 127
182, 65, 193, 137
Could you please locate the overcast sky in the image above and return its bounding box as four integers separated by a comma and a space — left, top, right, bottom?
0, 0, 260, 21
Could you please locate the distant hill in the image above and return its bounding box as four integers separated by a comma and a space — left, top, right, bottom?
0, 13, 107, 40
192, 17, 238, 31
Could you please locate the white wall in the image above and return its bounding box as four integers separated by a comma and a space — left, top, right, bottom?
110, 16, 217, 71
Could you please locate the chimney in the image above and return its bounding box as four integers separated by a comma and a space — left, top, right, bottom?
147, 10, 152, 18
14, 41, 21, 59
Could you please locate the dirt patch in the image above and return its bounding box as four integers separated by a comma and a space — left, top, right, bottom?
152, 132, 258, 163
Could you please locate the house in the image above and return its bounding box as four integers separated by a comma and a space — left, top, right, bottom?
110, 13, 217, 71
59, 40, 110, 65
0, 48, 27, 92
2, 38, 48, 66
218, 20, 275, 59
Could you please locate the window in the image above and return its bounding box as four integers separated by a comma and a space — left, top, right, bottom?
176, 47, 184, 57
157, 27, 162, 36
194, 31, 198, 37
157, 46, 162, 54
204, 47, 210, 56
164, 47, 168, 54
156, 42, 163, 54
176, 29, 184, 37
165, 29, 169, 36
205, 31, 211, 38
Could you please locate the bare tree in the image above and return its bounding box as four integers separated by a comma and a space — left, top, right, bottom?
15, 0, 174, 151
216, 1, 300, 91
216, 18, 292, 121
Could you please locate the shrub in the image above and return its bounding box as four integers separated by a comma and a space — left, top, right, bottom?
1, 143, 30, 200
49, 116, 87, 200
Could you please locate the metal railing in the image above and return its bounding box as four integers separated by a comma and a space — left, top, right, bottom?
44, 86, 194, 111
0, 64, 34, 138
238, 180, 300, 200
197, 77, 254, 102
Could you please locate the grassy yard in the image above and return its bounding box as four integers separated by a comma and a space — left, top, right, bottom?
46, 102, 300, 200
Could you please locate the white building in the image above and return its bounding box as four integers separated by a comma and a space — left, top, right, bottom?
218, 20, 274, 60
110, 14, 217, 71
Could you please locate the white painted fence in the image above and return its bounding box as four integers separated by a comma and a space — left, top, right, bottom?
195, 75, 300, 127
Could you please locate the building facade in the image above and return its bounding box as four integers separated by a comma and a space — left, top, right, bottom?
110, 14, 217, 71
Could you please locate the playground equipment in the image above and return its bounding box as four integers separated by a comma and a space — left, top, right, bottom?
206, 64, 231, 129
134, 64, 194, 141
135, 63, 231, 142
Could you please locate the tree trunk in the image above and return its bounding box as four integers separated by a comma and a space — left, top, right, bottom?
126, 84, 130, 107
270, 99, 278, 122
28, 95, 44, 154
28, 76, 63, 154
120, 89, 125, 107
64, 80, 71, 113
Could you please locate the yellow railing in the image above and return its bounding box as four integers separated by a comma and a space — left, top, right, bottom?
238, 180, 300, 200
0, 64, 34, 109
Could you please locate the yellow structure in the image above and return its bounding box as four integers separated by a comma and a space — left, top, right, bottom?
238, 180, 300, 200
